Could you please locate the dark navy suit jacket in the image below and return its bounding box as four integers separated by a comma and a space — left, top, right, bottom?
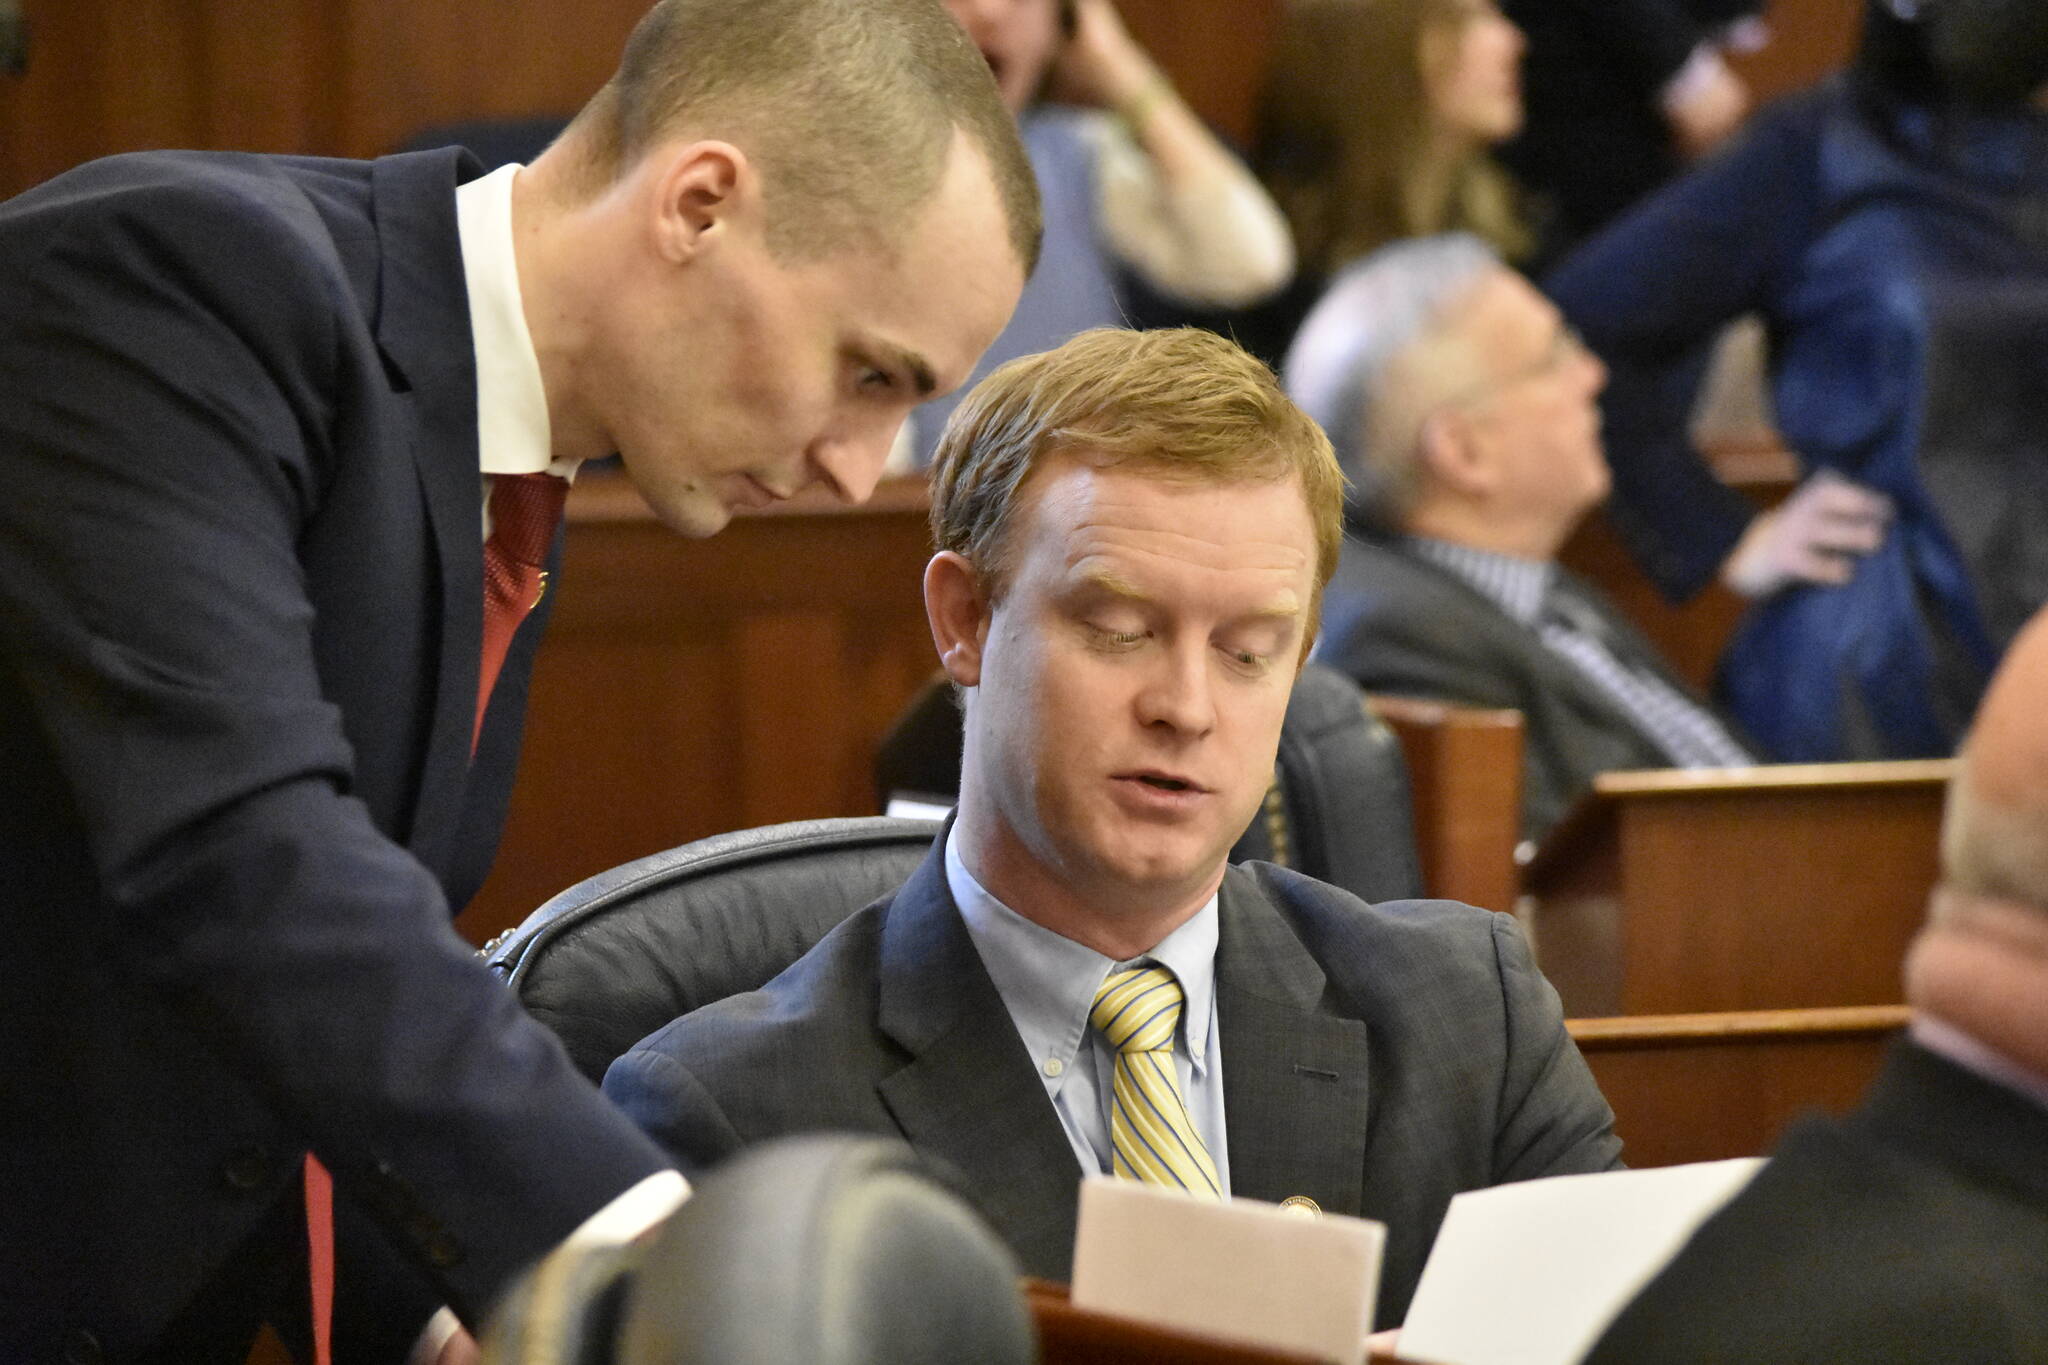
604, 845, 1623, 1328
1586, 1041, 2048, 1364
0, 149, 667, 1362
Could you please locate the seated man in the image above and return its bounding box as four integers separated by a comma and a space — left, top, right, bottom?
1584, 603, 2048, 1363
605, 326, 1621, 1327
1284, 233, 1752, 841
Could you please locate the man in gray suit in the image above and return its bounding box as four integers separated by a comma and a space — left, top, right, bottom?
1284, 234, 1752, 842
605, 326, 1620, 1328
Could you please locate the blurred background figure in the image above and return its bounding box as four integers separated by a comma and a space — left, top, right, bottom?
1500, 0, 1765, 263
1243, 0, 1531, 365
1582, 601, 2048, 1365
1289, 234, 1752, 842
1549, 0, 2048, 762
908, 0, 1295, 463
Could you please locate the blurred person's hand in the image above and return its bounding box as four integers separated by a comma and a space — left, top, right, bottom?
1720, 467, 1893, 597
1050, 0, 1159, 112
1663, 48, 1750, 159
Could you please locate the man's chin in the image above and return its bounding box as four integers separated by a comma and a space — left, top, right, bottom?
644, 488, 735, 539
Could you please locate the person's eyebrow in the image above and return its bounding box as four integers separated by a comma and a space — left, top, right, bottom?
856, 337, 938, 398
1076, 569, 1303, 625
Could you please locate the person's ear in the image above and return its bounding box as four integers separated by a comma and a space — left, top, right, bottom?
1418, 408, 1494, 498
644, 140, 750, 264
925, 551, 992, 688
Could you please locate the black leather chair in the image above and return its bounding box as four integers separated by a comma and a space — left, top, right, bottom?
483, 1135, 1034, 1365
485, 817, 940, 1086
874, 659, 1423, 905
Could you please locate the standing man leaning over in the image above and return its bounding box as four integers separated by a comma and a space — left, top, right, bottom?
606, 328, 1620, 1329
0, 1, 1035, 1360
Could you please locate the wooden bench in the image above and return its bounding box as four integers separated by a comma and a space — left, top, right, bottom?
1364, 696, 1523, 913
1524, 762, 1950, 1016
1570, 1005, 1910, 1169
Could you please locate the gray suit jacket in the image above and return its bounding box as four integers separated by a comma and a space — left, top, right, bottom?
1316, 532, 1711, 840
604, 845, 1622, 1326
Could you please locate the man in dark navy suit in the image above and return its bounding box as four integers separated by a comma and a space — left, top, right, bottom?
0, 2, 1036, 1360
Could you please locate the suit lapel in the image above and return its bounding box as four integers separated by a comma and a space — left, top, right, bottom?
874, 844, 1085, 1278
366, 149, 488, 873
1217, 869, 1373, 1216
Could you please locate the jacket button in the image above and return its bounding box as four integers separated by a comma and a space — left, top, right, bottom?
62, 1329, 103, 1365
219, 1146, 274, 1193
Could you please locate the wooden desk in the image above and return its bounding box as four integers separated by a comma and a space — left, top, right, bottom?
1571, 1005, 1909, 1169
459, 474, 940, 945
1028, 1282, 1415, 1365
1524, 762, 1951, 1016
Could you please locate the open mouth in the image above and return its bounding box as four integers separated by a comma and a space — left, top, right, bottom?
1137, 775, 1192, 792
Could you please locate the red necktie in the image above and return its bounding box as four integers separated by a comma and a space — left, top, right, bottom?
474, 471, 569, 752
301, 472, 567, 1365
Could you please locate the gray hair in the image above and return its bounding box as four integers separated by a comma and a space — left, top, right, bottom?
1281, 232, 1500, 525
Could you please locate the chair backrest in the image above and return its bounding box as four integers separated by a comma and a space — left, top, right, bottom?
874, 660, 1423, 904
483, 1135, 1033, 1365
484, 817, 939, 1085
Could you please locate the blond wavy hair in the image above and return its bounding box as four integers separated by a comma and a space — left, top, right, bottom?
928, 328, 1346, 652
1257, 0, 1530, 278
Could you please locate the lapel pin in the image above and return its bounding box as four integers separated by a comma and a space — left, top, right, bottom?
1278, 1195, 1321, 1219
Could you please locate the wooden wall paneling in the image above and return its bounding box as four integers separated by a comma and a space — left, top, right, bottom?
333, 0, 646, 157
1734, 0, 1868, 103
1115, 0, 1283, 147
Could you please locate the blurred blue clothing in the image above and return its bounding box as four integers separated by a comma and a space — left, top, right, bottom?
1548, 78, 2048, 761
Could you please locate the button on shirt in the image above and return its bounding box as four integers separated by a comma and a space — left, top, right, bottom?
945, 835, 1231, 1192
453, 163, 579, 524
1407, 535, 1753, 769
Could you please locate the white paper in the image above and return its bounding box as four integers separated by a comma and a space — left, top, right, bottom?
1398, 1159, 1764, 1365
1071, 1177, 1386, 1365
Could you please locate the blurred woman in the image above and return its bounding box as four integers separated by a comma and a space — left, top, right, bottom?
1235, 0, 1530, 362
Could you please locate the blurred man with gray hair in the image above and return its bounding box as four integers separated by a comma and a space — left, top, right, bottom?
1582, 602, 2048, 1363
1283, 233, 1750, 840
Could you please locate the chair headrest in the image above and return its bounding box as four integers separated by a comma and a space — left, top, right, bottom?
485, 817, 940, 1084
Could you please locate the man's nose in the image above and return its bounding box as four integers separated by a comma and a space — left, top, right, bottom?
1135, 645, 1217, 737
807, 426, 896, 506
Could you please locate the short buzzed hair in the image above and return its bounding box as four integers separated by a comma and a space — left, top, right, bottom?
1282, 232, 1500, 526
929, 327, 1346, 645
563, 0, 1040, 268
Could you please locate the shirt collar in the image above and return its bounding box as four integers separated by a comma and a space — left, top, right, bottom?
1405, 534, 1554, 627
454, 163, 573, 480
945, 833, 1221, 1087
1911, 1014, 2048, 1114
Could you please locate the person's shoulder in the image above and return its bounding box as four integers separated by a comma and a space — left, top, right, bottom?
1319, 537, 1520, 668
0, 150, 379, 316
1230, 861, 1504, 965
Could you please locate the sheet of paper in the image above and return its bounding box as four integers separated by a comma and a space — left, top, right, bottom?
1071, 1177, 1386, 1365
1398, 1159, 1764, 1365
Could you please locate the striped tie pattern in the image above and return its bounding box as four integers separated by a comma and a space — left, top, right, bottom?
1089, 965, 1221, 1198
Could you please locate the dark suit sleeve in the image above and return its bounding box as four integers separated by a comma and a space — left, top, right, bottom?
604, 1046, 748, 1176
0, 176, 667, 1324
1546, 96, 1827, 599
1486, 916, 1624, 1180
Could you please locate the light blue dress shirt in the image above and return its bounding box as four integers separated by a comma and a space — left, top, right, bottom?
945, 833, 1231, 1193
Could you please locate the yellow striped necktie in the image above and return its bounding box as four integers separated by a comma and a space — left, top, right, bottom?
1089, 965, 1221, 1198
